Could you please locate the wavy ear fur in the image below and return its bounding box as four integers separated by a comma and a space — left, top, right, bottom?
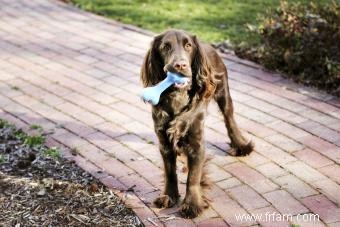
140, 34, 165, 87
191, 36, 212, 97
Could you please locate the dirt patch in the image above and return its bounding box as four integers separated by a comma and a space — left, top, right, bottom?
0, 119, 142, 226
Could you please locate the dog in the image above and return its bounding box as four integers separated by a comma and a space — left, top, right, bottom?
140, 29, 253, 218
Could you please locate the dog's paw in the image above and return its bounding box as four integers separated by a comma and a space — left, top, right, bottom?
179, 199, 209, 218
154, 195, 178, 208
228, 140, 254, 156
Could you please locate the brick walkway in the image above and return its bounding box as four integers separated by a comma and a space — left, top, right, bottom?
1, 0, 339, 226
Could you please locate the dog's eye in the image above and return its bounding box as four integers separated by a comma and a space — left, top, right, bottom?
185, 43, 192, 50
163, 43, 171, 52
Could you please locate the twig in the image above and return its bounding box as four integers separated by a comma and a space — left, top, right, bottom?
147, 217, 158, 226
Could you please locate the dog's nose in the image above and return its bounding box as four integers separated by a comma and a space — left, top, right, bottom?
174, 60, 188, 70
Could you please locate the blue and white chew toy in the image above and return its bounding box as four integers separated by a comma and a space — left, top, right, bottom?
141, 72, 189, 105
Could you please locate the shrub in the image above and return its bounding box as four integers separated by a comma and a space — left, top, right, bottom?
236, 1, 340, 96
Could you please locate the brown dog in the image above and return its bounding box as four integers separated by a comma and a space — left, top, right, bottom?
140, 29, 253, 218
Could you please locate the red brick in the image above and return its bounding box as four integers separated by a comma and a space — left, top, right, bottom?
303, 98, 338, 113
63, 92, 94, 106
138, 145, 163, 168
273, 174, 318, 199
84, 131, 120, 149
211, 194, 256, 226
299, 120, 340, 143
216, 178, 242, 190
207, 163, 231, 182
55, 102, 83, 116
283, 161, 327, 183
238, 107, 277, 124
100, 157, 135, 178
75, 55, 98, 64
53, 132, 88, 148
75, 111, 105, 126
290, 214, 326, 227
91, 91, 117, 105
263, 190, 309, 215
94, 121, 128, 138
256, 163, 286, 179
116, 133, 150, 151
77, 143, 110, 164
105, 143, 142, 163
70, 154, 110, 180
238, 152, 269, 167
227, 185, 269, 210
196, 218, 228, 227
224, 162, 278, 193
127, 159, 162, 187
207, 144, 237, 167
119, 173, 158, 197
264, 134, 304, 153
302, 195, 340, 224
207, 184, 227, 200
85, 68, 111, 79
266, 120, 310, 140
296, 135, 340, 163
111, 101, 151, 123
122, 121, 156, 144
251, 137, 297, 165
311, 179, 340, 205
164, 219, 195, 227
250, 206, 290, 227
244, 98, 278, 113
248, 88, 282, 103
134, 207, 163, 227
237, 116, 277, 138
270, 108, 306, 124
294, 148, 334, 168
328, 222, 340, 227
62, 120, 96, 137
102, 109, 131, 124
230, 90, 253, 102
0, 95, 13, 108
192, 207, 220, 224
100, 175, 126, 191
205, 128, 230, 151
318, 164, 340, 184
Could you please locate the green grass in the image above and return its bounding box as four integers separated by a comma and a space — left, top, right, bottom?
23, 135, 45, 148
30, 124, 44, 133
0, 119, 13, 129
71, 0, 332, 45
0, 154, 5, 164
42, 147, 61, 159
11, 86, 20, 91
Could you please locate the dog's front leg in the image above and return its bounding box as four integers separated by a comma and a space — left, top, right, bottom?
179, 116, 209, 218
154, 129, 180, 208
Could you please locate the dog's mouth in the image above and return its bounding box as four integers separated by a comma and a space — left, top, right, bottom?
174, 79, 190, 89
163, 65, 191, 89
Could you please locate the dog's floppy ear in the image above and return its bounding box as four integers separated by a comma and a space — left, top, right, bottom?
140, 34, 165, 87
191, 35, 212, 96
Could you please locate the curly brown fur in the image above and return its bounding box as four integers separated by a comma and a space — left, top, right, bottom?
141, 29, 253, 218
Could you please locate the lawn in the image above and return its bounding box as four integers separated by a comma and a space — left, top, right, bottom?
71, 0, 332, 45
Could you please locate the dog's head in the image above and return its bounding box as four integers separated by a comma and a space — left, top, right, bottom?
141, 29, 210, 93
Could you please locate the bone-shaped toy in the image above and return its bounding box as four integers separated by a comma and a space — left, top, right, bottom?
141, 71, 189, 105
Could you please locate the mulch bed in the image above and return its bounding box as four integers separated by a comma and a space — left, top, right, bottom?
0, 120, 142, 226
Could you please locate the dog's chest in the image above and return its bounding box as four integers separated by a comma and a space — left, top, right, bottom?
165, 91, 189, 115
153, 91, 190, 125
